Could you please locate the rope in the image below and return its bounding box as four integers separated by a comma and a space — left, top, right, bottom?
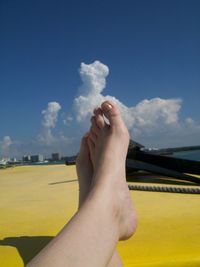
128, 184, 200, 194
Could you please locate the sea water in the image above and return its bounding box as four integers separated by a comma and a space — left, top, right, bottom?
173, 150, 200, 161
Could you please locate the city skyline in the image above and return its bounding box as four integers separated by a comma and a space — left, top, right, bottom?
0, 152, 70, 164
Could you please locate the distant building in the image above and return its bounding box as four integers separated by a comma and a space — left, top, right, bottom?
0, 158, 7, 166
10, 158, 17, 163
30, 154, 44, 163
23, 155, 31, 162
52, 153, 60, 161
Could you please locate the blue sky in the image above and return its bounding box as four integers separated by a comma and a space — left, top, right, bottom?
0, 0, 200, 158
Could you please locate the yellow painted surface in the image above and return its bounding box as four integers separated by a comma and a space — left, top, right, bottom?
0, 165, 200, 266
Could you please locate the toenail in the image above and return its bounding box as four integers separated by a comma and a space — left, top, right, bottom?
105, 103, 113, 110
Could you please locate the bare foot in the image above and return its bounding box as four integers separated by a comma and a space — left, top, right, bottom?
76, 129, 124, 267
88, 101, 137, 241
76, 133, 93, 208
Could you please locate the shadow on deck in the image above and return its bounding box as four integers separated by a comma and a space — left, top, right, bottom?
0, 236, 53, 265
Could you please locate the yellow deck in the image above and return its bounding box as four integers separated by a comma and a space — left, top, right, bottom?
0, 165, 200, 266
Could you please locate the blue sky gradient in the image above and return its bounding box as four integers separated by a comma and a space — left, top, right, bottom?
0, 0, 200, 158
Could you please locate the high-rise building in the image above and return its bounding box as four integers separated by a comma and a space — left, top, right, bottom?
30, 154, 44, 163
52, 153, 60, 161
23, 155, 31, 162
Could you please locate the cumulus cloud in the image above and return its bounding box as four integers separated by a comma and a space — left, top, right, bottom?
39, 102, 61, 145
42, 102, 61, 128
0, 136, 14, 157
1, 135, 12, 152
37, 101, 75, 154
127, 98, 182, 136
63, 115, 73, 126
2, 61, 200, 159
71, 60, 200, 147
74, 61, 109, 122
73, 61, 180, 129
73, 61, 182, 130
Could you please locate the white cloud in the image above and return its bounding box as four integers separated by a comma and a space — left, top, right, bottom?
73, 61, 182, 132
2, 136, 12, 148
37, 102, 75, 154
39, 102, 61, 145
74, 60, 109, 122
42, 102, 61, 128
63, 115, 73, 126
3, 101, 75, 158
127, 98, 182, 137
1, 136, 12, 154
2, 61, 200, 159
79, 61, 109, 95
72, 60, 200, 148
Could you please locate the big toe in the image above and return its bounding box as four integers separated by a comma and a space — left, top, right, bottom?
101, 100, 123, 127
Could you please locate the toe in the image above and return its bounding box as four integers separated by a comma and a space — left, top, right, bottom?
101, 100, 123, 127
91, 116, 100, 135
93, 107, 99, 115
93, 107, 102, 116
94, 108, 105, 129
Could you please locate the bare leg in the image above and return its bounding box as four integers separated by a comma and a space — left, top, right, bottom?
76, 130, 123, 266
26, 100, 136, 267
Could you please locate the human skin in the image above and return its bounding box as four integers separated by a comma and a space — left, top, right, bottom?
26, 100, 137, 267
76, 112, 124, 266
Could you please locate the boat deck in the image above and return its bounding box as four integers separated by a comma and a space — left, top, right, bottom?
0, 165, 200, 266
